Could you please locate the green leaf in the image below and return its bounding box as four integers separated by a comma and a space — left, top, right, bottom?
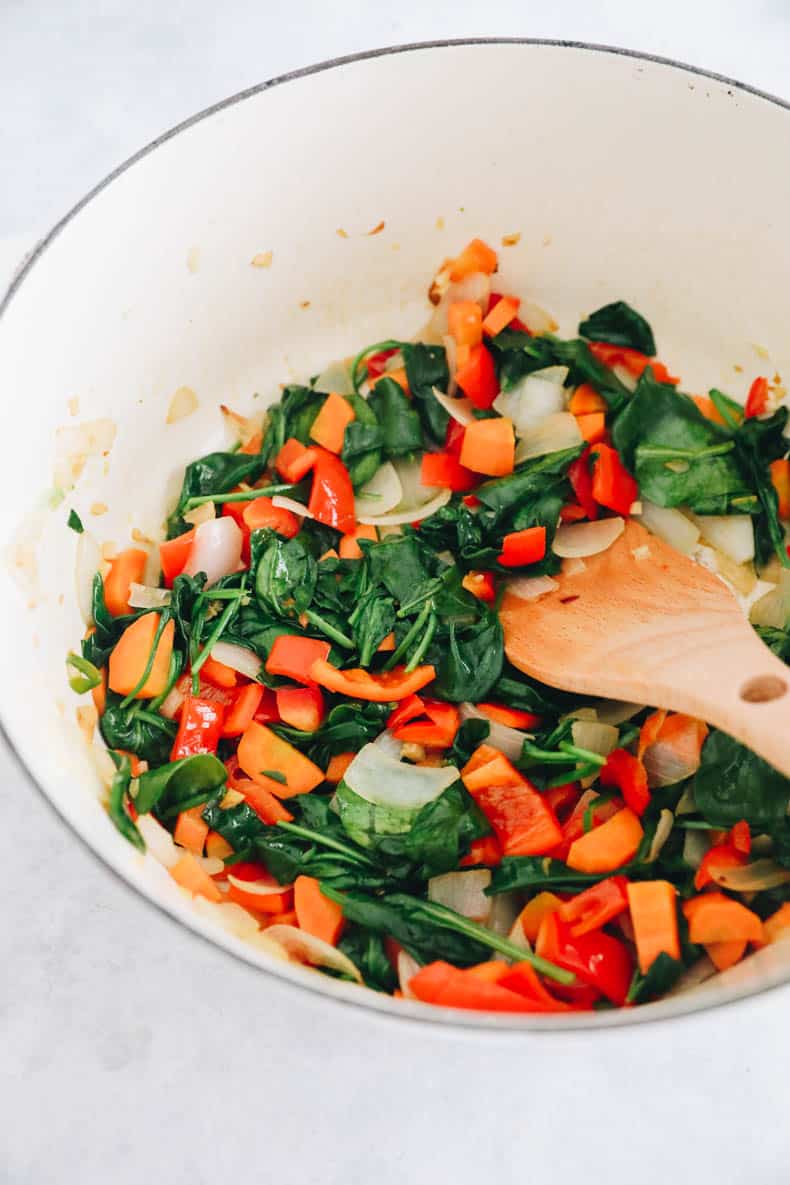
489, 857, 608, 894
448, 718, 490, 767
134, 753, 227, 816
579, 300, 656, 356
100, 695, 177, 765
475, 447, 583, 520
432, 607, 503, 702
338, 926, 398, 992
350, 588, 396, 667
401, 343, 450, 444
367, 377, 423, 458
255, 534, 317, 618
341, 393, 383, 488
693, 729, 790, 830
335, 782, 420, 848
733, 408, 790, 568
107, 752, 145, 851
66, 652, 102, 693
167, 450, 264, 538
67, 509, 84, 533
627, 952, 685, 1004
366, 533, 435, 606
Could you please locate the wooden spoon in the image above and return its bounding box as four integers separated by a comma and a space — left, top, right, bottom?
500, 519, 790, 777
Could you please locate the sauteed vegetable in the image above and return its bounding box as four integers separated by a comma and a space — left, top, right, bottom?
68, 238, 790, 1013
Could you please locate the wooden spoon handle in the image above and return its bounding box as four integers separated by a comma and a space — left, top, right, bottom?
656, 630, 790, 779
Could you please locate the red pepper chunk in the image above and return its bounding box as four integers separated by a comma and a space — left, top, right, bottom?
589, 443, 639, 517
588, 341, 679, 386
536, 911, 633, 1006
462, 570, 496, 603
568, 448, 599, 520
599, 748, 650, 816
171, 696, 225, 760
308, 449, 356, 534
744, 376, 769, 419
159, 529, 196, 588
459, 836, 502, 867
420, 451, 478, 493
497, 526, 547, 568
462, 752, 562, 856
694, 840, 748, 891
392, 699, 460, 748
455, 343, 499, 409
558, 875, 630, 937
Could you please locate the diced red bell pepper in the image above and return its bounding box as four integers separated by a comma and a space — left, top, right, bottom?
496, 962, 576, 1011
475, 702, 542, 729
462, 494, 481, 509
170, 696, 225, 760
497, 526, 547, 568
588, 341, 679, 386
544, 782, 581, 823
557, 875, 630, 937
455, 343, 499, 409
253, 686, 281, 725
275, 438, 320, 483
568, 448, 599, 521
461, 570, 496, 603
221, 683, 264, 737
275, 685, 325, 732
694, 840, 748, 891
159, 529, 195, 588
409, 960, 562, 1013
459, 835, 502, 867
536, 911, 632, 1006
589, 443, 639, 516
242, 498, 301, 538
744, 376, 769, 419
420, 451, 478, 493
554, 791, 623, 861
392, 699, 460, 748
387, 695, 426, 732
444, 418, 467, 457
599, 748, 651, 816
265, 635, 331, 685
559, 502, 588, 523
308, 448, 356, 534
462, 754, 563, 856
366, 347, 400, 380
729, 820, 751, 855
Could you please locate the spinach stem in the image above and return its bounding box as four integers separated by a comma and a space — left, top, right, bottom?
405, 612, 437, 672
349, 338, 405, 395
303, 609, 355, 650
558, 741, 607, 766
147, 650, 184, 712
638, 441, 735, 461
382, 601, 433, 672
191, 582, 245, 691
184, 484, 295, 510
276, 821, 378, 867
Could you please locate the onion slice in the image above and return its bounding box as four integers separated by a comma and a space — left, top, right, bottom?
514, 413, 583, 462
354, 461, 403, 519
691, 513, 755, 564
431, 385, 476, 426
226, 873, 293, 897
128, 582, 172, 610
553, 516, 625, 559
209, 641, 262, 680
638, 500, 700, 555
357, 487, 451, 527
428, 870, 492, 922
647, 809, 675, 862
75, 530, 102, 624
570, 720, 619, 759
137, 814, 180, 867
493, 367, 568, 433
183, 516, 243, 587
398, 950, 421, 998
506, 574, 558, 601
643, 736, 703, 788
460, 703, 532, 761
271, 494, 314, 519
343, 743, 459, 809
712, 859, 790, 891
264, 925, 363, 982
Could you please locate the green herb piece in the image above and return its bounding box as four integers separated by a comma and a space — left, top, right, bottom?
107, 752, 145, 851
578, 300, 656, 356
67, 509, 84, 534
134, 753, 227, 816
66, 652, 102, 693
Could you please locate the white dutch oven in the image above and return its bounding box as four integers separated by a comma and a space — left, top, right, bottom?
2, 40, 790, 1028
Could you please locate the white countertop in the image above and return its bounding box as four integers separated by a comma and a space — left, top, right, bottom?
3, 6, 790, 1183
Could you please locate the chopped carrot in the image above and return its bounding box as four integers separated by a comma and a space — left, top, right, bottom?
517, 892, 563, 943
103, 548, 148, 617
369, 367, 410, 394
449, 238, 498, 281
206, 830, 234, 860
325, 752, 355, 784
169, 853, 223, 902
294, 875, 345, 945
575, 412, 607, 444
464, 961, 509, 984
241, 779, 295, 824
770, 459, 790, 520
226, 862, 293, 914
409, 960, 553, 1013
447, 301, 483, 348
237, 721, 324, 798
91, 667, 107, 716
221, 683, 264, 738
275, 438, 319, 483
242, 497, 300, 537
275, 685, 325, 732
626, 880, 680, 973
265, 635, 331, 684
482, 295, 520, 338
200, 654, 238, 689
309, 392, 356, 455
568, 384, 607, 415
476, 702, 542, 730
459, 417, 515, 477
174, 806, 209, 855
704, 939, 747, 971
691, 395, 728, 426
461, 570, 496, 602
338, 523, 378, 560
108, 613, 175, 699
682, 891, 764, 944
763, 902, 790, 944
319, 548, 340, 562
566, 807, 644, 874
377, 632, 396, 652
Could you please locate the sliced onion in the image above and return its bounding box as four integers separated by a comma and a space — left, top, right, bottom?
75, 529, 102, 624
137, 814, 180, 868
358, 487, 451, 527
428, 870, 492, 922
493, 367, 567, 434
313, 359, 354, 396
166, 386, 199, 424
220, 403, 264, 447
691, 513, 755, 564
372, 729, 404, 761
514, 413, 583, 462
392, 456, 436, 511
571, 720, 619, 758
191, 896, 261, 939
682, 828, 710, 871
183, 501, 216, 526
226, 873, 293, 897
590, 699, 643, 726
128, 582, 171, 610
397, 949, 421, 998
749, 570, 790, 628
647, 809, 675, 862
488, 891, 521, 938
442, 335, 458, 396
344, 743, 459, 809
507, 916, 531, 952
713, 859, 790, 891
264, 924, 363, 982
431, 384, 476, 425
183, 516, 243, 587
506, 574, 559, 601
427, 274, 491, 338
160, 683, 186, 720
271, 495, 314, 519
354, 461, 403, 519
640, 500, 700, 555
460, 703, 531, 761
643, 737, 703, 788
553, 516, 624, 559
519, 299, 558, 335
195, 855, 225, 876
209, 641, 262, 680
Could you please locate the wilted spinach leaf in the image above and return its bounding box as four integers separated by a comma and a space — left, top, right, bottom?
107, 751, 145, 851
167, 450, 263, 537
367, 377, 423, 458
579, 300, 656, 356
255, 533, 317, 617
100, 694, 176, 765
338, 926, 398, 992
401, 343, 450, 444
341, 393, 383, 488
693, 729, 790, 830
134, 753, 227, 816
432, 607, 503, 702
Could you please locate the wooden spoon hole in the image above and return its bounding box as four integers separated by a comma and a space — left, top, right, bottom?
739, 675, 788, 704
